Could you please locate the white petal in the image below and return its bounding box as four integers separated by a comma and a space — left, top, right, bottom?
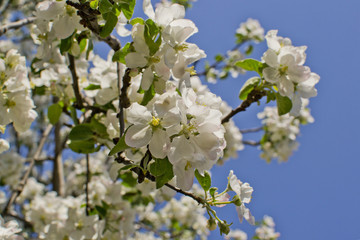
126, 103, 152, 125
125, 125, 152, 148
149, 129, 169, 158
125, 52, 148, 68
141, 67, 154, 90
143, 0, 155, 19
263, 67, 279, 83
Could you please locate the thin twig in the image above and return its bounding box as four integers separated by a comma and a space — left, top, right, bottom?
85, 154, 90, 216
242, 140, 260, 146
164, 183, 205, 205
115, 154, 205, 206
240, 126, 263, 134
68, 54, 84, 109
0, 17, 35, 36
118, 68, 131, 137
2, 124, 53, 215
221, 89, 266, 124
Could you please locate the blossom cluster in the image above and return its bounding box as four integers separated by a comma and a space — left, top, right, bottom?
258, 100, 314, 162
262, 30, 319, 115
0, 49, 37, 153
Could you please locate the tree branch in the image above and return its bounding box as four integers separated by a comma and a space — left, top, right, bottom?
242, 140, 260, 146
240, 126, 263, 134
0, 17, 35, 36
164, 183, 205, 205
221, 89, 266, 124
52, 121, 65, 196
2, 124, 53, 215
66, 1, 121, 51
68, 54, 84, 109
85, 154, 90, 216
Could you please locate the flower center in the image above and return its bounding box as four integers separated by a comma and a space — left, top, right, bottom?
150, 116, 161, 127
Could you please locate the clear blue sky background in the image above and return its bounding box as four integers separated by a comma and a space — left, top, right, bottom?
94, 0, 360, 239
184, 0, 360, 239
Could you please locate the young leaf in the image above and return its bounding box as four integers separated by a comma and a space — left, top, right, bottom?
130, 17, 144, 25
89, 0, 99, 9
276, 93, 292, 115
112, 42, 131, 64
68, 139, 96, 154
149, 158, 174, 189
109, 134, 130, 156
194, 169, 211, 192
118, 0, 136, 20
140, 84, 155, 106
68, 124, 94, 141
59, 33, 74, 54
100, 12, 118, 38
235, 59, 264, 75
239, 77, 260, 100
47, 103, 63, 125
144, 19, 161, 56
84, 84, 101, 90
99, 0, 113, 14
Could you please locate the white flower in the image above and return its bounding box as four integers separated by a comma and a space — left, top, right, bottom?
228, 171, 255, 225
0, 215, 24, 240
236, 18, 264, 42
0, 139, 10, 154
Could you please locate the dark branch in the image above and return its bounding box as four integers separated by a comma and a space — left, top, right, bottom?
221, 89, 266, 124
240, 126, 263, 134
66, 1, 121, 51
68, 54, 84, 109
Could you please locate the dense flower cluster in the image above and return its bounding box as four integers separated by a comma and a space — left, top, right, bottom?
262, 30, 319, 116
0, 50, 37, 153
258, 100, 314, 162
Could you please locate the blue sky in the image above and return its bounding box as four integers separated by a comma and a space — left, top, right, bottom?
92, 0, 360, 239
180, 0, 360, 239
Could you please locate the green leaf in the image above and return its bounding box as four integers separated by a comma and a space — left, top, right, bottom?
69, 106, 79, 125
266, 91, 276, 103
194, 169, 211, 192
112, 42, 131, 64
90, 0, 99, 9
68, 139, 96, 154
47, 103, 63, 125
215, 54, 224, 62
276, 93, 292, 115
235, 59, 264, 75
100, 12, 118, 38
245, 45, 253, 55
118, 0, 136, 20
59, 33, 74, 54
95, 205, 107, 218
99, 0, 113, 14
109, 134, 130, 156
130, 17, 144, 25
119, 171, 137, 187
144, 19, 162, 56
86, 39, 94, 60
89, 118, 108, 139
209, 187, 218, 201
84, 84, 101, 90
68, 124, 94, 141
239, 77, 260, 100
149, 158, 174, 189
79, 38, 87, 53
140, 84, 155, 106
